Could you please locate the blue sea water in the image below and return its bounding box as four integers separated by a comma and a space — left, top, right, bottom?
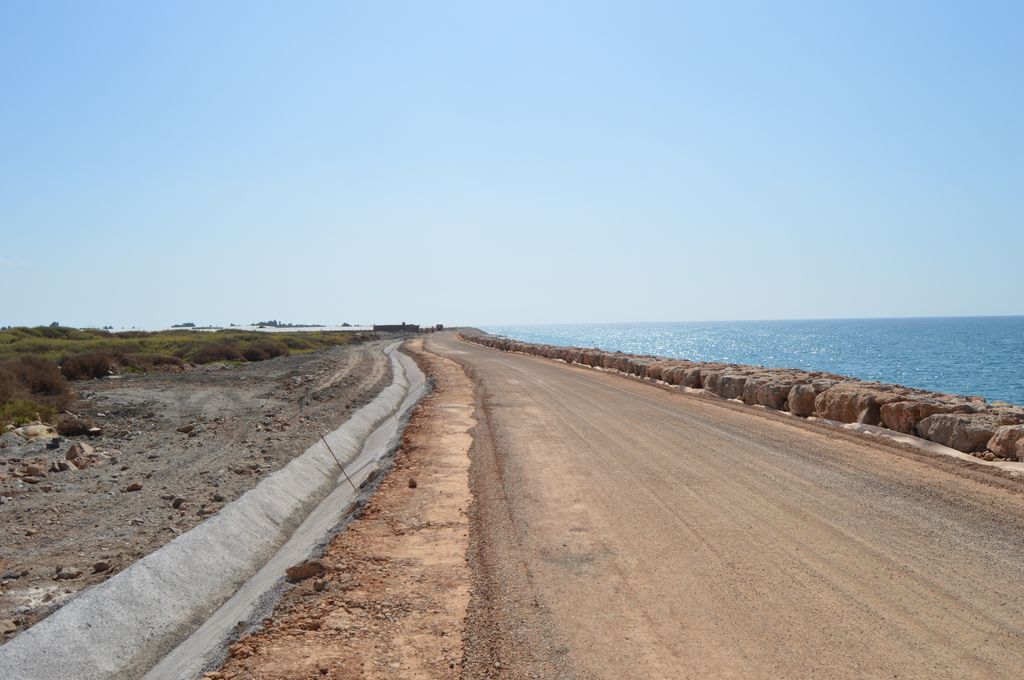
482, 317, 1024, 406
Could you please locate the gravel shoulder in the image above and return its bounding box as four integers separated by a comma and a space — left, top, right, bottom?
0, 339, 392, 640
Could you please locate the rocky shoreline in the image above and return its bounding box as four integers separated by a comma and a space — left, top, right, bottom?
460, 330, 1024, 462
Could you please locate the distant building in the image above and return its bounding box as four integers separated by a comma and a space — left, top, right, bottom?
373, 322, 420, 333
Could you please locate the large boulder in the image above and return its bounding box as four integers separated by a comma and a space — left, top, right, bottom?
879, 399, 973, 435
682, 368, 705, 388
741, 377, 764, 405
643, 364, 667, 382
813, 384, 905, 425
661, 366, 684, 385
787, 381, 836, 416
628, 359, 647, 377
988, 425, 1024, 461
745, 376, 799, 410
701, 370, 722, 394
709, 373, 748, 400
917, 413, 1024, 453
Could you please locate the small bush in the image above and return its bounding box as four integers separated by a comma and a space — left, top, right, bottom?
56, 414, 97, 436
121, 353, 184, 371
61, 352, 116, 380
0, 399, 56, 426
191, 344, 243, 364
241, 340, 289, 362
241, 346, 269, 361
149, 354, 185, 367
0, 356, 73, 410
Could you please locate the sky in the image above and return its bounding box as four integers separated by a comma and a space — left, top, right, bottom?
1, 1, 1022, 328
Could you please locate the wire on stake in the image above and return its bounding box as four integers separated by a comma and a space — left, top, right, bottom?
321, 434, 358, 493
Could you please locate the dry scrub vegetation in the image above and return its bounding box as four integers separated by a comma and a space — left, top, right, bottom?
0, 326, 374, 427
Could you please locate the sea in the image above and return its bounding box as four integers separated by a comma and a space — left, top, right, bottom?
482, 317, 1024, 406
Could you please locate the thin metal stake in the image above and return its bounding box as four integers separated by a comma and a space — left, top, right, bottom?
321, 434, 358, 493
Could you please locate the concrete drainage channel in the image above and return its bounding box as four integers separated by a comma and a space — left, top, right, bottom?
0, 343, 427, 680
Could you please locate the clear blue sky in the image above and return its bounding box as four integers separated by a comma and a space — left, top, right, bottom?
2, 1, 1021, 328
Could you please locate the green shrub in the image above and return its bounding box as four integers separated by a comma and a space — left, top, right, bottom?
0, 326, 371, 374
0, 399, 56, 426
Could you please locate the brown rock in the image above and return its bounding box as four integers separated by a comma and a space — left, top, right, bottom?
124, 482, 143, 492
661, 366, 686, 386
681, 368, 704, 388
814, 385, 904, 425
66, 442, 94, 460
176, 424, 196, 434
709, 373, 748, 400
642, 364, 663, 381
742, 374, 799, 410
92, 561, 111, 573
701, 371, 722, 394
917, 413, 1024, 453
788, 382, 833, 417
408, 478, 417, 489
286, 560, 325, 582
23, 464, 46, 478
879, 400, 969, 435
172, 497, 186, 509
51, 459, 76, 473
988, 425, 1024, 461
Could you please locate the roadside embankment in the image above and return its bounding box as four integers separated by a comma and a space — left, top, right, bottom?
460, 330, 1024, 462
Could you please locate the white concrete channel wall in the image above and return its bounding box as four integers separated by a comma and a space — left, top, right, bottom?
0, 343, 427, 680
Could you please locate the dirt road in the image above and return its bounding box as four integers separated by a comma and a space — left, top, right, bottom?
427, 332, 1024, 679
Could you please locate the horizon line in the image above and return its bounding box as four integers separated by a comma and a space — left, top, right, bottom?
478, 313, 1024, 327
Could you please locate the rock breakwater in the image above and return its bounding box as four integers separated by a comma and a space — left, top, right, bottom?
460, 330, 1024, 462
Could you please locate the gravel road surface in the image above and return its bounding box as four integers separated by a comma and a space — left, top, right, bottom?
428, 331, 1024, 679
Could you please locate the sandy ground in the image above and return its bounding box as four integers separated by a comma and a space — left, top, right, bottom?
212, 338, 474, 679
0, 339, 392, 639
426, 331, 1024, 679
